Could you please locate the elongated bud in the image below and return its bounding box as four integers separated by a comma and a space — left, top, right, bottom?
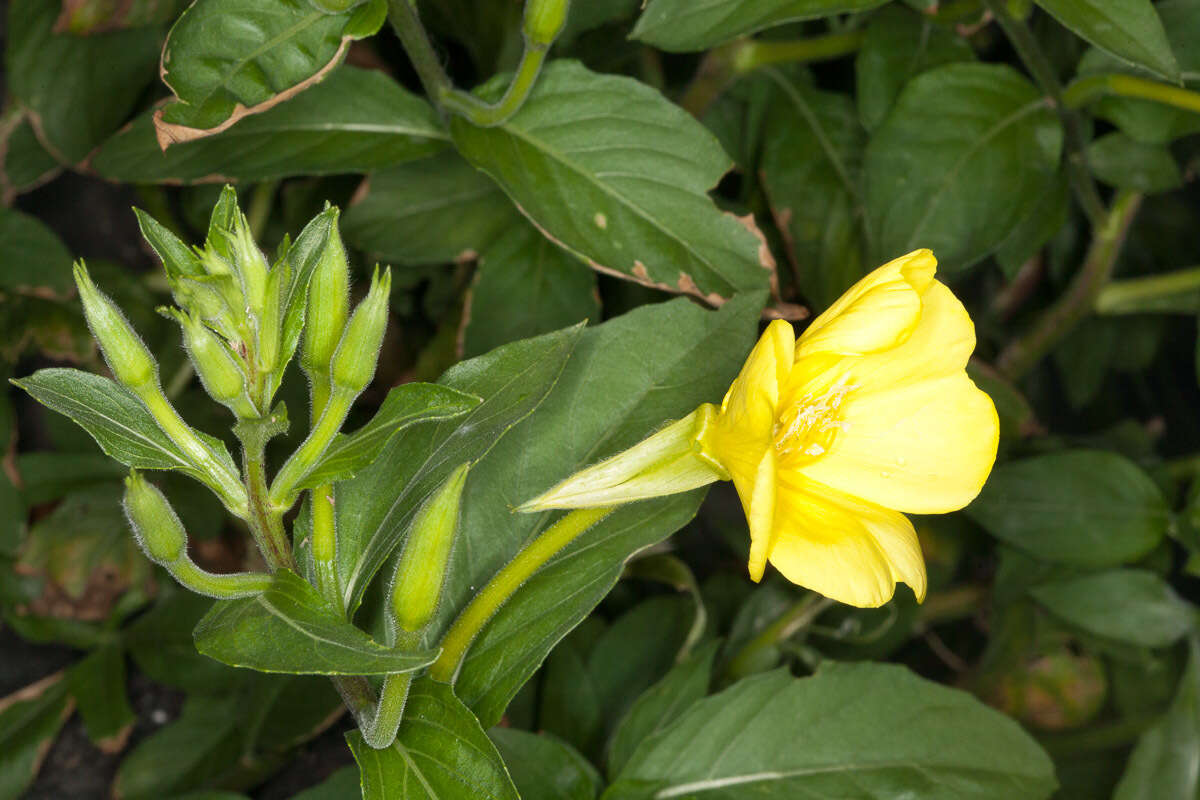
255, 261, 289, 374
330, 267, 391, 394
169, 309, 246, 404
231, 212, 270, 318
74, 262, 158, 390
519, 404, 728, 511
391, 463, 469, 633
123, 470, 187, 565
300, 218, 351, 377
523, 0, 569, 47
174, 278, 241, 342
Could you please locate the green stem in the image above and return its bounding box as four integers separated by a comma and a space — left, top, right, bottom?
981, 0, 1106, 228
359, 672, 413, 749
1063, 73, 1200, 115
269, 387, 355, 508
1095, 266, 1200, 315
244, 445, 296, 572
308, 373, 341, 609
723, 594, 833, 681
996, 191, 1143, 380
1037, 712, 1160, 758
386, 0, 452, 109
916, 584, 985, 628
168, 556, 272, 598
440, 43, 550, 127
430, 507, 615, 683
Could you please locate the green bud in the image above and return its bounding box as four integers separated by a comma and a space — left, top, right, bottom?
330, 267, 391, 394
170, 309, 246, 404
74, 262, 158, 390
391, 463, 470, 633
198, 243, 233, 277
231, 212, 270, 318
523, 0, 569, 47
123, 470, 187, 565
175, 277, 241, 342
300, 217, 351, 377
255, 261, 289, 375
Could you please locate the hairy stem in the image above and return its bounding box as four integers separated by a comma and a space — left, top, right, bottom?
440, 43, 550, 127
386, 0, 452, 110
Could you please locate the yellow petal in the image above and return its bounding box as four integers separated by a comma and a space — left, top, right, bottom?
801, 371, 999, 514
767, 474, 926, 607
796, 249, 936, 359
744, 447, 777, 583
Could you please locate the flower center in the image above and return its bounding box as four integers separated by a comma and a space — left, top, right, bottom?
773, 379, 853, 463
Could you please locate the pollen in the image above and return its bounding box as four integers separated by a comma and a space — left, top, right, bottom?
774, 379, 854, 463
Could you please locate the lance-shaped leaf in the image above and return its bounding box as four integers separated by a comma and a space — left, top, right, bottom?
154, 0, 386, 147
93, 68, 447, 184
1030, 569, 1195, 648
450, 60, 772, 303
0, 207, 74, 298
1033, 0, 1178, 82
293, 383, 481, 491
193, 570, 439, 675
631, 0, 888, 52
0, 677, 73, 800
605, 663, 1056, 799
13, 369, 238, 494
489, 728, 603, 800
347, 678, 519, 800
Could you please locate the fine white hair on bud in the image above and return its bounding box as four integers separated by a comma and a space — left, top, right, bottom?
74, 262, 158, 390
330, 266, 392, 395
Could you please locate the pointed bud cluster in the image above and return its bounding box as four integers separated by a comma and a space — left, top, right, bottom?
391, 463, 469, 633
168, 309, 246, 404
123, 470, 187, 565
331, 267, 391, 395
523, 0, 569, 46
74, 262, 158, 390
300, 217, 351, 378
230, 209, 270, 318
519, 405, 728, 511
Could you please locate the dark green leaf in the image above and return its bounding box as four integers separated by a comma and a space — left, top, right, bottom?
463, 224, 601, 358
0, 207, 74, 297
489, 729, 602, 800
93, 68, 446, 183
126, 591, 231, 693
605, 664, 1056, 799
66, 642, 134, 745
865, 63, 1062, 273
1087, 132, 1182, 193
13, 369, 238, 495
193, 570, 439, 675
347, 678, 519, 800
450, 61, 772, 301
1, 117, 60, 196
539, 625, 605, 756
6, 0, 159, 162
1034, 0, 1178, 81
342, 150, 519, 266
631, 0, 888, 52
295, 383, 480, 491
967, 450, 1168, 566
1031, 569, 1195, 647
994, 171, 1070, 277
855, 6, 976, 131
0, 678, 71, 800
291, 766, 361, 800
452, 295, 762, 727
607, 641, 718, 779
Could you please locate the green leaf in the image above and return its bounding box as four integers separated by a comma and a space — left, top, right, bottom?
193, 570, 440, 675
966, 450, 1168, 567
296, 383, 481, 491
607, 641, 718, 779
0, 207, 74, 297
1034, 0, 1178, 81
1030, 569, 1195, 647
335, 324, 583, 613
463, 224, 601, 358
0, 117, 60, 197
759, 73, 867, 309
155, 0, 380, 142
13, 369, 238, 495
342, 150, 519, 266
1086, 132, 1182, 193
631, 0, 888, 52
864, 63, 1063, 273
450, 61, 772, 302
55, 0, 189, 33
451, 295, 763, 727
126, 591, 232, 693
291, 766, 361, 800
605, 664, 1056, 799
0, 678, 71, 800
1114, 638, 1200, 799
489, 729, 603, 800
347, 678, 519, 800
66, 642, 134, 746
6, 0, 159, 162
855, 5, 976, 131
994, 171, 1070, 277
93, 68, 446, 183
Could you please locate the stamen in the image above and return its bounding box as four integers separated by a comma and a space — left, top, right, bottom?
773, 378, 854, 462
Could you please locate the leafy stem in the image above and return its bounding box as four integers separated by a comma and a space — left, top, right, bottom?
238, 416, 297, 572
439, 43, 550, 127
723, 594, 834, 682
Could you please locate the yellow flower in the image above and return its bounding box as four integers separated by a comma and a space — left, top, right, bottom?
696, 249, 998, 607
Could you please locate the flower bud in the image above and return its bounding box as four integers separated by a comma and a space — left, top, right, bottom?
123, 470, 187, 565
231, 212, 270, 319
74, 262, 158, 390
330, 267, 391, 395
523, 0, 568, 47
174, 278, 241, 342
391, 463, 469, 633
255, 261, 289, 375
519, 404, 728, 511
300, 218, 351, 377
169, 309, 246, 404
